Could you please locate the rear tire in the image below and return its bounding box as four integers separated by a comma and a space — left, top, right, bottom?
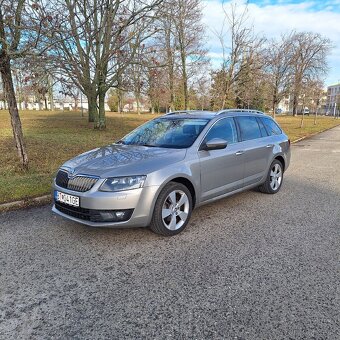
150, 182, 193, 236
258, 159, 283, 194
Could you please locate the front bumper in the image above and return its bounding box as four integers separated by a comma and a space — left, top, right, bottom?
52, 182, 160, 228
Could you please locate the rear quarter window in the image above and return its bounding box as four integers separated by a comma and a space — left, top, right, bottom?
261, 117, 282, 136
256, 117, 269, 137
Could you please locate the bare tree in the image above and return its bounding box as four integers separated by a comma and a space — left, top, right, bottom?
0, 0, 48, 168
213, 1, 265, 109
265, 34, 293, 118
50, 0, 162, 129
173, 0, 207, 110
289, 32, 332, 116
155, 0, 177, 111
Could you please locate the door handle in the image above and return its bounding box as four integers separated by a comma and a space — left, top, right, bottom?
235, 150, 244, 156
266, 144, 274, 148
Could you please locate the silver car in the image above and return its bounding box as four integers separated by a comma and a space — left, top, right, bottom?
52, 109, 290, 236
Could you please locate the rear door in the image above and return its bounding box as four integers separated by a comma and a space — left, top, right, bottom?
198, 117, 244, 201
234, 116, 272, 187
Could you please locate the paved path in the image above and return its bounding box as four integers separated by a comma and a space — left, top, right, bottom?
1, 126, 339, 339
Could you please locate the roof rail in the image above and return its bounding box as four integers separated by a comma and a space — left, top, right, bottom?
164, 110, 190, 115
217, 109, 265, 115
164, 110, 215, 115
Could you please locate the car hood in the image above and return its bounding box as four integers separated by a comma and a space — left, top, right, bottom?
61, 144, 187, 178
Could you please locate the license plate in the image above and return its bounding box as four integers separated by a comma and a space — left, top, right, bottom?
55, 191, 80, 207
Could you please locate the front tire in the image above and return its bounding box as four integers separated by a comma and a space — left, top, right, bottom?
150, 182, 193, 236
258, 159, 283, 194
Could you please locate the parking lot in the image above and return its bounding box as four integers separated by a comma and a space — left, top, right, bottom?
1, 126, 339, 339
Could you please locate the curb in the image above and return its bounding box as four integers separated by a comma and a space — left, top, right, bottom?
0, 194, 52, 213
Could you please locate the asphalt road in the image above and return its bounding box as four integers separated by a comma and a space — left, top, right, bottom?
1, 126, 339, 339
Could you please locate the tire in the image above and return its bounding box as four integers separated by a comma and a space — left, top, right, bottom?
150, 182, 193, 236
258, 159, 284, 194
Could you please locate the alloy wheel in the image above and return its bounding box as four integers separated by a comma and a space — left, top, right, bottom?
162, 190, 190, 230
270, 163, 282, 191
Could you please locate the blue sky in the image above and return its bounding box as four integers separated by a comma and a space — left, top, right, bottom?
250, 0, 340, 12
202, 0, 340, 87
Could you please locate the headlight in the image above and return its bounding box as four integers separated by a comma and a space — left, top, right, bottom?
99, 175, 146, 192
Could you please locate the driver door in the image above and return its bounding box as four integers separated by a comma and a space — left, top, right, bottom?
198, 117, 244, 202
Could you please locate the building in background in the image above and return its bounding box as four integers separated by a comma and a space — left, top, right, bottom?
326, 83, 340, 115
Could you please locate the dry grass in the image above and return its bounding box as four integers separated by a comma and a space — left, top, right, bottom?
275, 115, 340, 142
0, 110, 157, 204
0, 109, 339, 204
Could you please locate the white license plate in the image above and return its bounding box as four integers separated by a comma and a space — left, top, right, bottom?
55, 191, 80, 207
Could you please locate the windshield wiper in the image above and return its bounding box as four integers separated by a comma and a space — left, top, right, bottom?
140, 143, 157, 147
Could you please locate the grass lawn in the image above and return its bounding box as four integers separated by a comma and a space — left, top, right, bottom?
0, 109, 339, 204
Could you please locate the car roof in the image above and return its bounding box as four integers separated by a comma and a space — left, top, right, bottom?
162, 109, 267, 120
163, 110, 216, 119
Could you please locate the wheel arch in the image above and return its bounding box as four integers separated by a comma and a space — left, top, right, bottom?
274, 155, 285, 172
170, 177, 197, 208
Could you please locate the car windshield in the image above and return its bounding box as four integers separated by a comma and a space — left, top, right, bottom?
119, 117, 209, 149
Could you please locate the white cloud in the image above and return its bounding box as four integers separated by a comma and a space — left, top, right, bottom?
202, 0, 340, 85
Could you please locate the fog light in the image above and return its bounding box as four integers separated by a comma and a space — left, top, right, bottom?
115, 211, 126, 220
99, 212, 116, 221
97, 209, 134, 222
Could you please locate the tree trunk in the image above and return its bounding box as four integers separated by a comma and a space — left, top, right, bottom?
180, 48, 188, 110
74, 96, 78, 111
272, 91, 277, 119
117, 89, 123, 114
14, 71, 23, 110
95, 88, 106, 130
300, 96, 305, 128
87, 92, 98, 124
44, 96, 48, 110
292, 93, 298, 116
48, 76, 54, 111
136, 92, 141, 115
165, 29, 175, 111
314, 106, 318, 125
0, 53, 29, 169
221, 77, 231, 110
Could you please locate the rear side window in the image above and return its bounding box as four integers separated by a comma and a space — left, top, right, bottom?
256, 117, 269, 137
261, 117, 282, 136
235, 116, 262, 141
204, 118, 238, 144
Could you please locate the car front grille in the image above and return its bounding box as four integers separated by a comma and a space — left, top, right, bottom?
55, 170, 98, 192
54, 202, 133, 223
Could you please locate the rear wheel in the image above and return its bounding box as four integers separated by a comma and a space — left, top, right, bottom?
150, 182, 192, 236
258, 159, 283, 194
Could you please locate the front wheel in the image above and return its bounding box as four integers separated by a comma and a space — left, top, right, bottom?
258, 159, 283, 194
150, 182, 193, 236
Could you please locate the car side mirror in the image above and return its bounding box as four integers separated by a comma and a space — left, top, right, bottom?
201, 138, 228, 151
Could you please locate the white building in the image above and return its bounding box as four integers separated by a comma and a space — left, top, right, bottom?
326, 83, 340, 114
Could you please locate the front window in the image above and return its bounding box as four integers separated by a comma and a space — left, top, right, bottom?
119, 118, 209, 149
204, 118, 238, 144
